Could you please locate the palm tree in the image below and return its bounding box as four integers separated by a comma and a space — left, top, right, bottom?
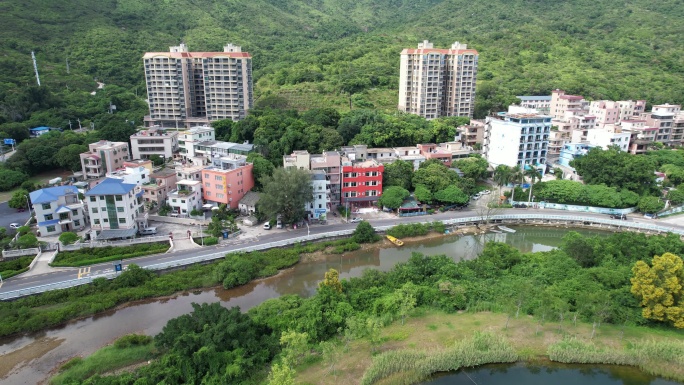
525, 168, 543, 203
509, 165, 523, 203
493, 165, 512, 200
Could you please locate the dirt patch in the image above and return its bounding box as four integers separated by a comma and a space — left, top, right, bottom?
100, 360, 152, 377
0, 337, 64, 380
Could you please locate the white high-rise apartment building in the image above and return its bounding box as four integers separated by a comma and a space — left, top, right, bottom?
483, 113, 551, 172
398, 40, 478, 119
143, 43, 253, 128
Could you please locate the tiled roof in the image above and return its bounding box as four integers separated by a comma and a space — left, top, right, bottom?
29, 186, 79, 204
85, 178, 136, 196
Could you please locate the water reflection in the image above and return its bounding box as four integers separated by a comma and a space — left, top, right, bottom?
0, 226, 608, 385
423, 362, 681, 385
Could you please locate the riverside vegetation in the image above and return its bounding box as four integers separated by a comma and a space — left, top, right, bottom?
42, 229, 684, 385
50, 242, 171, 267
0, 222, 378, 337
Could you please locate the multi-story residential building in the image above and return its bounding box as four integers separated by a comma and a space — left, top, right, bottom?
143, 43, 253, 128
516, 96, 552, 115
621, 119, 657, 155
672, 114, 684, 145
456, 120, 485, 148
558, 143, 596, 168
617, 100, 647, 121
589, 101, 621, 126
366, 148, 397, 164
208, 141, 254, 159
437, 141, 473, 161
341, 158, 383, 208
142, 169, 177, 207
201, 154, 254, 209
644, 104, 680, 145
79, 140, 130, 179
309, 152, 342, 207
178, 126, 215, 162
548, 120, 573, 160
307, 170, 330, 219
30, 186, 86, 236
175, 164, 204, 183
398, 40, 478, 119
85, 178, 148, 239
123, 159, 154, 173
393, 146, 426, 170
550, 90, 587, 120
106, 165, 151, 186
130, 128, 179, 160
581, 127, 631, 152
417, 143, 453, 167
167, 180, 203, 215
483, 113, 551, 173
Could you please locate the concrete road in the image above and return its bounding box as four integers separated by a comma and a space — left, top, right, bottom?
0, 201, 31, 230
3, 208, 684, 296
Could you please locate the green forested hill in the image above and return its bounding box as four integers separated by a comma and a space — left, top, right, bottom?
1, 0, 683, 126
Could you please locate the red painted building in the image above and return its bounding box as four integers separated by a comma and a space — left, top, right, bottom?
341, 159, 384, 208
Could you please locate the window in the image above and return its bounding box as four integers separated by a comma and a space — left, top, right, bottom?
205, 182, 210, 188
115, 195, 123, 201
119, 218, 126, 224
100, 196, 105, 200
117, 207, 124, 213
74, 220, 80, 226
101, 206, 107, 212
343, 173, 350, 178
217, 193, 224, 198
59, 213, 69, 220
204, 173, 209, 178
172, 199, 177, 203
44, 214, 54, 220
368, 181, 378, 186
42, 203, 51, 210
91, 208, 98, 213
103, 218, 108, 222
206, 191, 211, 196
89, 196, 96, 202
181, 200, 186, 203
215, 175, 223, 181
94, 219, 100, 225
368, 190, 378, 196
215, 184, 222, 189
46, 225, 56, 232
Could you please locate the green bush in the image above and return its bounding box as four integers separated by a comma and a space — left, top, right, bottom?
58, 232, 79, 245
386, 223, 433, 238
114, 334, 153, 349
0, 255, 34, 279
330, 242, 360, 254
194, 236, 218, 246
52, 242, 170, 267
352, 221, 380, 243
16, 233, 38, 248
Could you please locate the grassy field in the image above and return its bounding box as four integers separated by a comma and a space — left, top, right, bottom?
296, 310, 684, 385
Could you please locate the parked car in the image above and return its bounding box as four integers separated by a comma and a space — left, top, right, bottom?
609, 214, 628, 220
350, 217, 362, 223
471, 195, 480, 200
16, 208, 25, 213
643, 213, 657, 219
481, 190, 491, 195
9, 223, 20, 230
263, 222, 272, 230
139, 227, 158, 236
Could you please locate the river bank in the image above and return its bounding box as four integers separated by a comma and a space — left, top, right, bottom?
296, 310, 684, 385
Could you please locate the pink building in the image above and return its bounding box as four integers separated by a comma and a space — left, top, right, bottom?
201, 154, 254, 209
550, 90, 586, 120
417, 143, 453, 166
589, 101, 620, 126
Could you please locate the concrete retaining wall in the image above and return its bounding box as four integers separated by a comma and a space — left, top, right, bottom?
148, 215, 210, 225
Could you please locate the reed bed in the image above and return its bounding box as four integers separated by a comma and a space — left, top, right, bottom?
361, 332, 518, 385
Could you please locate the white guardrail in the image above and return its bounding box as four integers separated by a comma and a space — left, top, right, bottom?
1, 214, 682, 300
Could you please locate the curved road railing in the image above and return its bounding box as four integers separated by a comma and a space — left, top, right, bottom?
1, 214, 682, 300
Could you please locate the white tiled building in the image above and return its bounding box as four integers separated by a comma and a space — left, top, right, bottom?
85, 178, 148, 240
130, 128, 179, 160
30, 186, 86, 236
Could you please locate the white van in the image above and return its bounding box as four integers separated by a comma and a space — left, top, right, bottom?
139, 227, 157, 236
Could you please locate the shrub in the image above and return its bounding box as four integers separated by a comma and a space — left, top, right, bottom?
386, 223, 433, 238
17, 226, 30, 236
0, 255, 34, 279
16, 233, 38, 248
352, 221, 379, 243
330, 242, 360, 254
194, 236, 219, 246
114, 334, 153, 349
59, 232, 79, 245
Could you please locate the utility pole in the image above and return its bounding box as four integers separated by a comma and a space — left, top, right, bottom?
31, 51, 41, 86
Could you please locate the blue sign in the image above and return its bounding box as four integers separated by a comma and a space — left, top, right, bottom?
314, 209, 327, 214
114, 263, 122, 272
3, 139, 15, 145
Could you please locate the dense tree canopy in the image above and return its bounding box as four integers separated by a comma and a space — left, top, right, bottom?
571, 147, 657, 195
631, 253, 684, 328
259, 167, 313, 224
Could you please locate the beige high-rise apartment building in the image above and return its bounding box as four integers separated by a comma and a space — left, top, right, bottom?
143, 43, 253, 129
398, 40, 478, 119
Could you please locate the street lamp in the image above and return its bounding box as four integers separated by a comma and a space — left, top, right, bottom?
305, 221, 309, 237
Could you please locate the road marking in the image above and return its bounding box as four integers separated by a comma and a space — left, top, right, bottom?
77, 267, 91, 279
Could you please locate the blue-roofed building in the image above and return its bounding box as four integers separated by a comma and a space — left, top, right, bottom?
85, 178, 148, 240
29, 186, 86, 236
29, 126, 52, 137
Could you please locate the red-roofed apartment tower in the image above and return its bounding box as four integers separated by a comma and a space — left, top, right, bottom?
143, 43, 253, 129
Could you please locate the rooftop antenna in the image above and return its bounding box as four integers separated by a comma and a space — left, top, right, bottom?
31, 51, 41, 86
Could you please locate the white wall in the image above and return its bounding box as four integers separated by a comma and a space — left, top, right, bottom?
485, 119, 522, 167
